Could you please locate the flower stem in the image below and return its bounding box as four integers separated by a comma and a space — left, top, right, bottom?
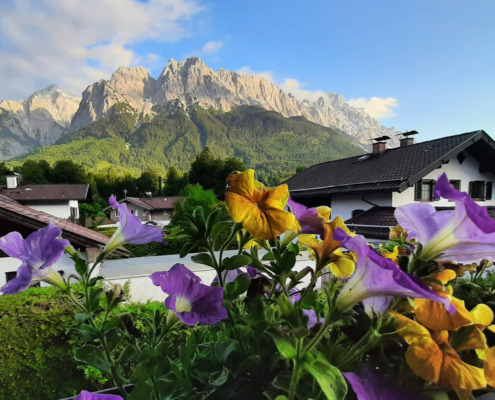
288, 338, 303, 400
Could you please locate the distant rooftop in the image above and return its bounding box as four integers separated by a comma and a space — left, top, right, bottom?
0, 184, 89, 202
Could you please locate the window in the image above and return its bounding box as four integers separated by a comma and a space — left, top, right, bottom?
414, 180, 436, 202
70, 206, 78, 221
469, 181, 493, 201
5, 271, 16, 282
133, 209, 139, 217
449, 180, 461, 191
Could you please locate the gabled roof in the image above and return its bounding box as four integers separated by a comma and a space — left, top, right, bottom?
0, 196, 129, 256
286, 130, 495, 197
104, 196, 183, 211
0, 184, 89, 202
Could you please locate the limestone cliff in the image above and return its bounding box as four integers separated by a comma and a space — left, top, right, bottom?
0, 85, 80, 159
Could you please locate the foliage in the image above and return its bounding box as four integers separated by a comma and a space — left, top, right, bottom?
171, 184, 219, 225
6, 172, 495, 400
188, 147, 246, 196
9, 105, 362, 183
0, 286, 88, 400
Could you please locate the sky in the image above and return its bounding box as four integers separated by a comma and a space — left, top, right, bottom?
0, 0, 494, 141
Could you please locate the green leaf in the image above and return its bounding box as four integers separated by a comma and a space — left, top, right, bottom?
211, 220, 230, 242
191, 252, 216, 267
180, 242, 196, 258
74, 345, 112, 375
222, 254, 252, 270
280, 251, 296, 273
209, 366, 229, 387
267, 327, 297, 359
75, 259, 88, 276
304, 357, 347, 400
225, 273, 251, 297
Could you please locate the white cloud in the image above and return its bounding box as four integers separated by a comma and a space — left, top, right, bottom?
279, 78, 326, 103
348, 97, 399, 119
237, 66, 275, 83
201, 40, 223, 54
0, 0, 204, 99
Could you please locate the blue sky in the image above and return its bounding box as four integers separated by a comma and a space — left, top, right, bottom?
0, 0, 494, 141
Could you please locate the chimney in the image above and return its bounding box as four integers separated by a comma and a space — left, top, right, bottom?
372, 141, 387, 153
400, 137, 415, 147
5, 172, 20, 189
370, 135, 390, 153
398, 130, 418, 147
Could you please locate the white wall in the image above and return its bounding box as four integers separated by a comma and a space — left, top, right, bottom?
27, 202, 73, 219
393, 152, 495, 207
331, 192, 392, 221
0, 251, 318, 303
0, 253, 80, 289
97, 251, 316, 303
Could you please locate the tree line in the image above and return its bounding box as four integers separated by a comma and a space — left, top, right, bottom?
0, 148, 246, 200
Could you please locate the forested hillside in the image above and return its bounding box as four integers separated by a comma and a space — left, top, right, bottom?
11, 104, 363, 179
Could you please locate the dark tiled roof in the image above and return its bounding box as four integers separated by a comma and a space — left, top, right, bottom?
286, 130, 495, 196
125, 197, 183, 210
0, 184, 89, 201
345, 206, 398, 226
0, 196, 128, 256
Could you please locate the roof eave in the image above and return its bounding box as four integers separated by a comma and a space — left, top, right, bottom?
397, 130, 486, 192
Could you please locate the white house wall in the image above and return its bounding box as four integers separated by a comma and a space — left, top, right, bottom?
392, 151, 495, 207
0, 253, 79, 289
331, 192, 392, 221
26, 202, 74, 219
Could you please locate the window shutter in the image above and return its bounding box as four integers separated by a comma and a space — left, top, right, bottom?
469, 181, 474, 198
433, 181, 440, 201
486, 182, 493, 200
414, 181, 421, 201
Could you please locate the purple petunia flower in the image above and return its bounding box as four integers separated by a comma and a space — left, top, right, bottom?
334, 229, 455, 315
0, 223, 69, 295
104, 195, 164, 254
150, 263, 228, 325
396, 173, 495, 263
287, 197, 326, 236
74, 390, 123, 400
344, 365, 425, 400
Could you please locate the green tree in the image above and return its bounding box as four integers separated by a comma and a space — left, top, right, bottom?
0, 162, 9, 184
51, 160, 87, 184
188, 148, 245, 196
171, 184, 218, 224
164, 166, 186, 196
17, 160, 52, 184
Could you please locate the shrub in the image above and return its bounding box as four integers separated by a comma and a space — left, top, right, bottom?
0, 286, 89, 400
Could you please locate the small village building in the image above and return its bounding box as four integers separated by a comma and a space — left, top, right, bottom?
105, 196, 183, 226
285, 130, 495, 241
0, 173, 88, 220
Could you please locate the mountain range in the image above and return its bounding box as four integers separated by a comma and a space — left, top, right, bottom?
0, 57, 399, 174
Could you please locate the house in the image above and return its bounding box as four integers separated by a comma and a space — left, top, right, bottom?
0, 172, 88, 220
0, 194, 129, 289
284, 130, 495, 241
105, 196, 183, 226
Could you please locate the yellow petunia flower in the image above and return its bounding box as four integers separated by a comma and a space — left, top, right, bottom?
414, 270, 473, 331
298, 217, 355, 277
391, 312, 487, 399
225, 169, 297, 241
